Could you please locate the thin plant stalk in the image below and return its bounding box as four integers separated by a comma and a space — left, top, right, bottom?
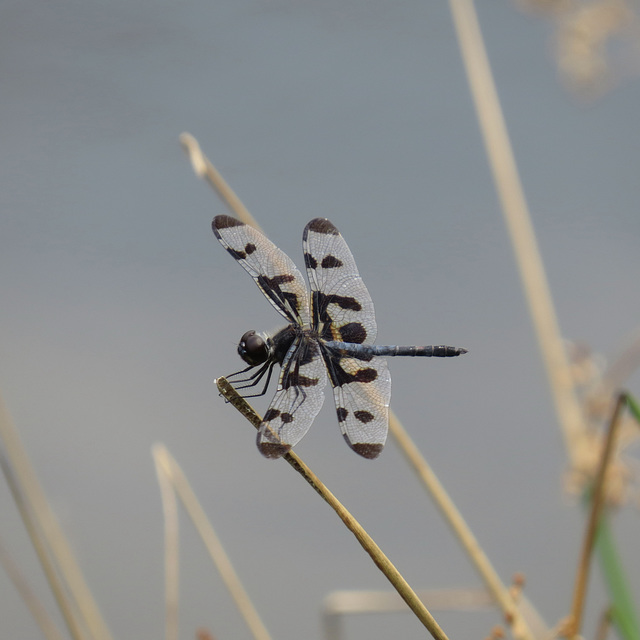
154, 448, 181, 640
180, 133, 261, 232
0, 392, 113, 640
0, 537, 67, 640
0, 456, 85, 640
152, 443, 273, 640
568, 393, 626, 638
216, 377, 450, 640
447, 0, 586, 466
388, 413, 539, 640
578, 394, 640, 640
448, 5, 639, 639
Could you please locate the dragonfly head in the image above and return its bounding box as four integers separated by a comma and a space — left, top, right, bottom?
238, 330, 270, 366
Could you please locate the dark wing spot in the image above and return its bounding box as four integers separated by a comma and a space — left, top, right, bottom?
281, 358, 321, 389
332, 295, 361, 311
263, 274, 296, 287
305, 218, 339, 235
354, 368, 377, 383
354, 410, 375, 424
312, 291, 362, 336
212, 215, 244, 231
244, 243, 257, 255
326, 360, 378, 387
350, 442, 383, 459
339, 322, 367, 344
304, 252, 317, 270
258, 442, 291, 459
226, 247, 246, 260
263, 408, 281, 422
336, 407, 348, 422
257, 274, 301, 319
295, 375, 319, 388
280, 412, 294, 424
321, 254, 343, 269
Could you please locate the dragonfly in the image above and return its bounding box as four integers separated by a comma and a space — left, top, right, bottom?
212, 215, 467, 459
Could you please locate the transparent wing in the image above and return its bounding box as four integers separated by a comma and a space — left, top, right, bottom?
323, 350, 391, 459
257, 335, 328, 458
213, 215, 310, 326
302, 218, 377, 344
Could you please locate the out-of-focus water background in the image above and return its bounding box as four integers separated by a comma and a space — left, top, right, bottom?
1, 2, 639, 639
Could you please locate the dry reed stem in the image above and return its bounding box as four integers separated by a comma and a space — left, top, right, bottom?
0, 392, 113, 640
567, 393, 626, 638
0, 459, 81, 640
154, 448, 180, 640
152, 443, 273, 640
180, 133, 261, 232
447, 0, 586, 469
216, 377, 450, 640
388, 413, 540, 640
323, 587, 494, 615
0, 536, 67, 640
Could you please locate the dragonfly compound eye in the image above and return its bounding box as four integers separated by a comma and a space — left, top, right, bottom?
238, 330, 269, 366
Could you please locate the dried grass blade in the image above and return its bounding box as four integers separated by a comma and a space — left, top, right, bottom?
0, 392, 113, 640
152, 443, 272, 640
388, 411, 541, 640
179, 132, 261, 232
588, 393, 640, 640
447, 0, 586, 467
0, 456, 85, 640
0, 536, 67, 640
568, 394, 626, 637
153, 446, 180, 640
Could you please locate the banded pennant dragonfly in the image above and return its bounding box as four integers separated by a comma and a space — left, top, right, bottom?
213, 215, 467, 459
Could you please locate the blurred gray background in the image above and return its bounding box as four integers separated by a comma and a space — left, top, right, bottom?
1, 1, 639, 639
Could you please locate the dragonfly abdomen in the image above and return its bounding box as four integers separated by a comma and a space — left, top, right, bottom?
326, 341, 467, 358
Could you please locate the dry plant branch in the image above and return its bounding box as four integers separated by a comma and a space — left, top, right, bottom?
567, 393, 626, 638
180, 133, 261, 231
0, 457, 82, 640
154, 448, 180, 640
447, 0, 586, 468
216, 377, 450, 640
388, 414, 541, 640
152, 443, 272, 640
323, 587, 494, 616
0, 536, 67, 640
0, 391, 113, 640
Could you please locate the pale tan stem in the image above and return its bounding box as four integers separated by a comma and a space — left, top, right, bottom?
179, 132, 262, 231
154, 450, 180, 640
152, 444, 273, 640
0, 536, 67, 640
568, 394, 626, 638
448, 0, 586, 466
388, 411, 539, 640
0, 456, 85, 640
0, 392, 113, 640
216, 378, 450, 640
